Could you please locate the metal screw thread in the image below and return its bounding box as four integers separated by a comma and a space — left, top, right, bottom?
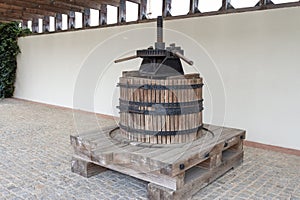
157, 16, 163, 43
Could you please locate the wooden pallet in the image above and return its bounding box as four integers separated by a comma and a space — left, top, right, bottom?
70, 124, 245, 200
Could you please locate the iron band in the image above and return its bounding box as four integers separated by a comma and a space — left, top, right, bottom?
119, 123, 204, 136
118, 104, 203, 115
117, 83, 203, 90
119, 99, 203, 108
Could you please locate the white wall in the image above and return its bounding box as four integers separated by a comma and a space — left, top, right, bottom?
15, 7, 300, 150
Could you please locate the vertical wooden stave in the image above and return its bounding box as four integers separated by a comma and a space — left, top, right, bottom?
134, 78, 140, 142
147, 78, 152, 143
129, 78, 133, 141
164, 79, 169, 144
141, 78, 146, 143
155, 79, 160, 143
178, 78, 182, 144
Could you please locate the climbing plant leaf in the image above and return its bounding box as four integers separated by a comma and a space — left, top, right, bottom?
0, 22, 31, 98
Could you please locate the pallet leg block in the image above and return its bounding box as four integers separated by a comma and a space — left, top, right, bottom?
148, 151, 243, 200
71, 156, 107, 178
148, 183, 175, 200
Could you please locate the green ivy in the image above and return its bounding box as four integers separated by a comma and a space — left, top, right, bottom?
0, 22, 31, 98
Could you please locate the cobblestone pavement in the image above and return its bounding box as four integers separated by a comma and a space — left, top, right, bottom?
0, 98, 299, 200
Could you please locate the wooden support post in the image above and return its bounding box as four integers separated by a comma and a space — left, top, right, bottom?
118, 0, 126, 23
99, 4, 107, 25
255, 0, 274, 6
163, 0, 172, 17
138, 0, 147, 20
83, 8, 91, 28
148, 183, 174, 200
43, 16, 50, 32
32, 18, 39, 33
68, 11, 75, 29
71, 157, 107, 178
55, 13, 62, 31
189, 0, 200, 14
21, 20, 28, 29
220, 0, 234, 11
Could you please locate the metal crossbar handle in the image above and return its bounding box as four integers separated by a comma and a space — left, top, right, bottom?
114, 55, 138, 63
172, 51, 194, 66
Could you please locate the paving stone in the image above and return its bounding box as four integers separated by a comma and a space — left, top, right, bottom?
0, 98, 299, 200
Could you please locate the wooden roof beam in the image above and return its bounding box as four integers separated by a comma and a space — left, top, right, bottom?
0, 3, 57, 17
0, 8, 45, 19
0, 11, 34, 21
21, 0, 84, 12
55, 0, 102, 10
0, 6, 46, 20
127, 0, 141, 4
0, 0, 83, 14
93, 0, 120, 7
0, 16, 22, 22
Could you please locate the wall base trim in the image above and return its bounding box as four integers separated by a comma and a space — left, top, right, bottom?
244, 140, 300, 156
